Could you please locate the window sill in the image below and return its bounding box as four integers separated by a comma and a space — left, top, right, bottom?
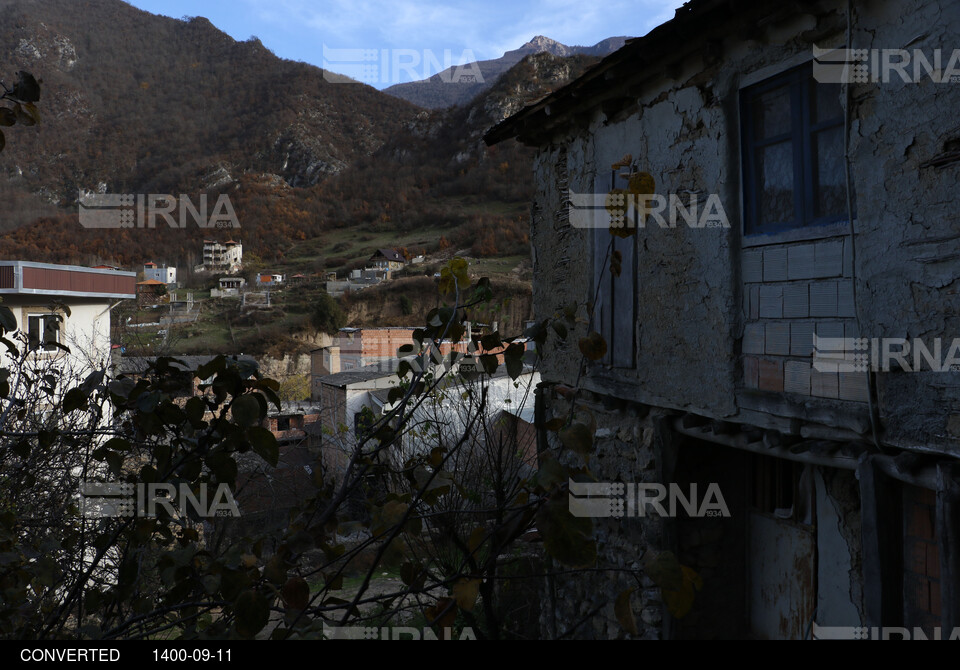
741, 220, 854, 248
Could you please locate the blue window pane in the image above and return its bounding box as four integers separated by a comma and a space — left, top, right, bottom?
753, 85, 792, 139
759, 141, 794, 226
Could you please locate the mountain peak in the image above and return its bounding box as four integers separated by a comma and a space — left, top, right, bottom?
386, 34, 629, 109
522, 35, 562, 49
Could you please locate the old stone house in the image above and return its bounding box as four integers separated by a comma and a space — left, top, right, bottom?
369, 248, 406, 272
486, 0, 959, 639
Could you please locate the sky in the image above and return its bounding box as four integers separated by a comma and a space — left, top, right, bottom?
123, 0, 687, 87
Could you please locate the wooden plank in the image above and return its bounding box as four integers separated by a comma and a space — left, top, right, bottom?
857, 456, 904, 628
592, 173, 613, 366
612, 231, 636, 369
936, 463, 960, 632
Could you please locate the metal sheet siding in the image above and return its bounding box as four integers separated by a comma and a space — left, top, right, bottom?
0, 266, 14, 289
20, 266, 135, 297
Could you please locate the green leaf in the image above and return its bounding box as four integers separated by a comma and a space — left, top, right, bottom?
264, 555, 288, 585
62, 388, 89, 413
196, 356, 225, 382
372, 500, 408, 535
231, 394, 263, 427
0, 305, 16, 332
400, 562, 426, 589
534, 456, 568, 489
37, 429, 57, 450
439, 258, 470, 296
206, 452, 238, 486
468, 527, 486, 554
523, 320, 548, 349
102, 437, 131, 452
104, 451, 124, 477
185, 396, 206, 426
13, 104, 35, 127
537, 496, 596, 568
504, 342, 525, 380
247, 427, 278, 467
479, 354, 499, 375
480, 331, 502, 351
21, 102, 40, 125
135, 391, 160, 413
12, 71, 41, 103
234, 590, 269, 639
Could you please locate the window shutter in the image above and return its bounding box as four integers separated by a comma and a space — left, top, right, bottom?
592, 172, 637, 369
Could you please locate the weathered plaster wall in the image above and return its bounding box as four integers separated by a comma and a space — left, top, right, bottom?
522, 0, 960, 639
847, 0, 960, 452
815, 467, 864, 626
530, 0, 960, 453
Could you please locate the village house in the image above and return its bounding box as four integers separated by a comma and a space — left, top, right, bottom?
0, 261, 136, 376
255, 273, 285, 287
212, 276, 246, 297
311, 359, 540, 502
196, 239, 243, 274
135, 278, 168, 306
369, 248, 406, 272
486, 0, 960, 640
143, 261, 177, 285
309, 325, 496, 397
310, 327, 418, 379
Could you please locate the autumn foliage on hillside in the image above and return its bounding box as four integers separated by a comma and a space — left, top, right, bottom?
0, 0, 600, 268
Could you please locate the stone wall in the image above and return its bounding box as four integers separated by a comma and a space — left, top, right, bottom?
538, 386, 666, 639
